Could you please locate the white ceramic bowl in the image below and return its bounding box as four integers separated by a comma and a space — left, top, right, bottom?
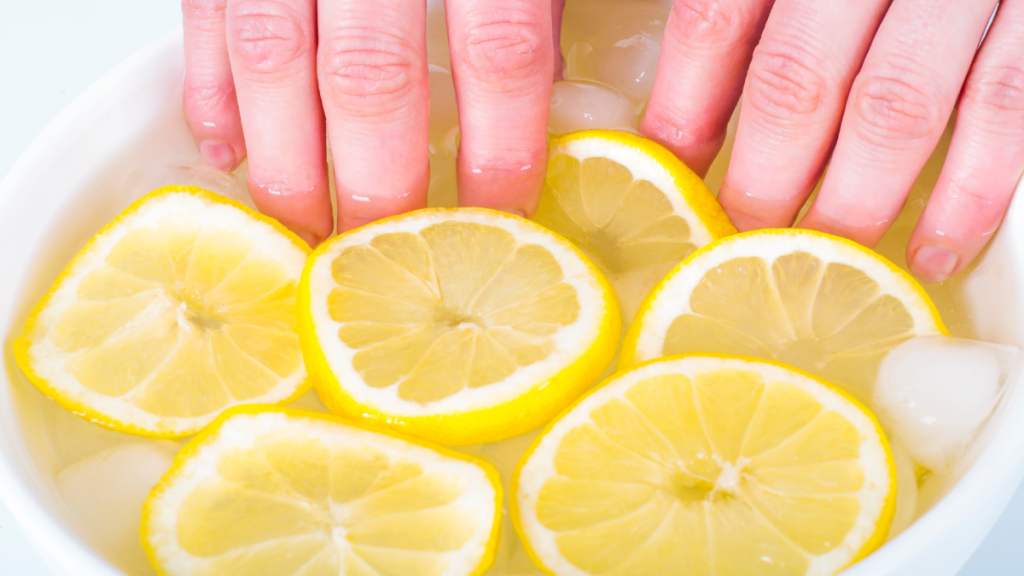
2, 31, 1024, 576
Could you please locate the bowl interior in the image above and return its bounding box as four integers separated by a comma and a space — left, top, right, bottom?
3, 30, 1024, 576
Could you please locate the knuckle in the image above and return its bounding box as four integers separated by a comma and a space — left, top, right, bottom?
670, 0, 744, 45
181, 0, 226, 21
851, 73, 945, 145
319, 31, 422, 118
965, 64, 1024, 116
745, 42, 829, 119
185, 78, 236, 112
228, 0, 312, 73
459, 15, 547, 85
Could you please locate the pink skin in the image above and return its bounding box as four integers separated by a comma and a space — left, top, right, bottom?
696, 0, 1017, 283
718, 0, 890, 230
182, 0, 247, 171
799, 0, 1000, 250
224, 0, 333, 247
640, 0, 774, 178
445, 0, 555, 218
317, 0, 431, 232
907, 1, 1024, 282
183, 0, 1021, 282
183, 0, 565, 240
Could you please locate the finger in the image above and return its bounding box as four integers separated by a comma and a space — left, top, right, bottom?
638, 0, 773, 177
182, 0, 246, 171
226, 0, 332, 246
800, 0, 999, 247
318, 0, 430, 232
718, 0, 889, 230
908, 2, 1024, 282
552, 0, 566, 80
446, 0, 554, 217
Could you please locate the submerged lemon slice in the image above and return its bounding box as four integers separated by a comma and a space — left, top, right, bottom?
621, 229, 946, 401
533, 130, 736, 319
513, 355, 895, 576
298, 208, 620, 446
142, 406, 502, 576
14, 186, 310, 437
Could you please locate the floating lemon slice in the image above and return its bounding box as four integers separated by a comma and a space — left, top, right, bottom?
621, 229, 947, 401
533, 130, 736, 319
14, 186, 310, 437
298, 208, 620, 446
513, 355, 895, 576
142, 406, 502, 576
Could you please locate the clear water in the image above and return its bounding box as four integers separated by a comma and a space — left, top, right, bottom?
27, 0, 1008, 573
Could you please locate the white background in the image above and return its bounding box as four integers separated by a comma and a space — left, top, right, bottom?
0, 0, 1022, 573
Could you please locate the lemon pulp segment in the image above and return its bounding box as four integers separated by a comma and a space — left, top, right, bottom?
533, 130, 735, 319
514, 355, 895, 576
14, 187, 310, 437
623, 230, 946, 401
142, 407, 502, 576
299, 208, 619, 445
328, 221, 579, 402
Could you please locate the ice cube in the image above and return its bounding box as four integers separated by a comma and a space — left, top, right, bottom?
56, 441, 179, 575
562, 1, 669, 102
872, 336, 1020, 474
548, 80, 638, 135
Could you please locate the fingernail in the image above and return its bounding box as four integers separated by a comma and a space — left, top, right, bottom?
497, 208, 526, 218
912, 245, 959, 283
199, 140, 236, 172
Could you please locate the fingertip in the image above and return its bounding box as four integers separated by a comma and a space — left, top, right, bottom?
199, 140, 241, 172
497, 207, 526, 219
718, 180, 799, 232
638, 111, 722, 178
456, 158, 546, 219
294, 228, 328, 248
909, 244, 960, 283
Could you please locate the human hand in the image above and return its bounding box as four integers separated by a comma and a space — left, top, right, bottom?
640, 0, 1024, 282
182, 0, 562, 246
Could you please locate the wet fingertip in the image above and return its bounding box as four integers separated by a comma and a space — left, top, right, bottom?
497, 208, 527, 219
199, 140, 238, 172
292, 228, 326, 248
911, 244, 960, 283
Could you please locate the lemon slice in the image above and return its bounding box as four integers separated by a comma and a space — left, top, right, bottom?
621, 229, 947, 401
298, 208, 620, 446
142, 405, 502, 576
13, 186, 310, 437
513, 354, 896, 576
533, 130, 736, 319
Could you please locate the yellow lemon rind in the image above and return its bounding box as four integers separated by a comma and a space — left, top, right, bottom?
549, 129, 738, 240
298, 207, 621, 446
511, 353, 897, 576
140, 404, 504, 576
619, 227, 949, 369
12, 185, 312, 439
